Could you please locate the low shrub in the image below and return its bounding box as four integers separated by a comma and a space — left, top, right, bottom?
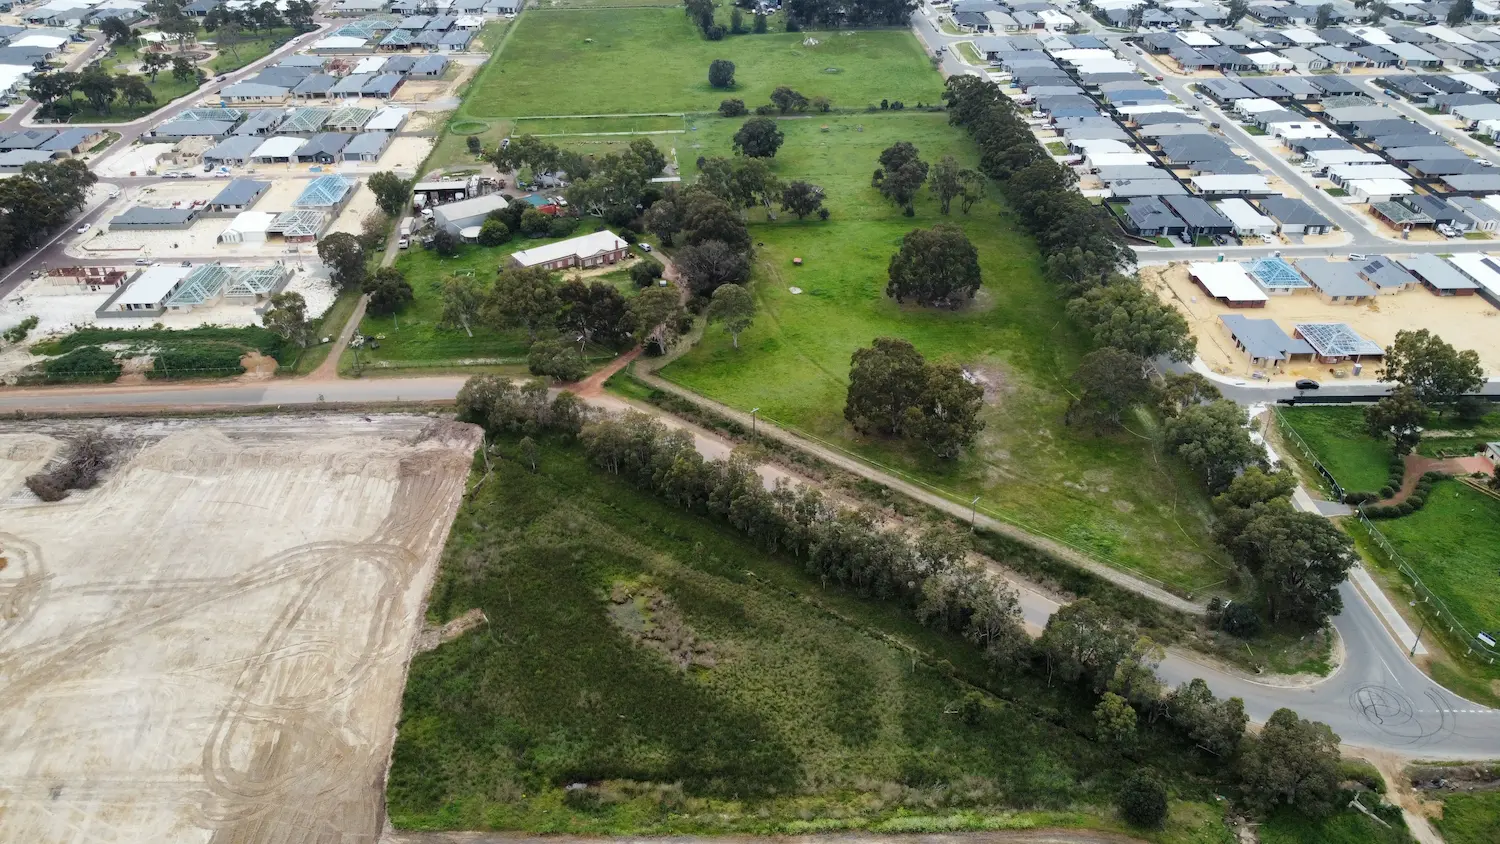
149, 344, 247, 378
28, 346, 121, 384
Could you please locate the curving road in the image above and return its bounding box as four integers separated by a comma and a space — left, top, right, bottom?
3, 375, 1498, 759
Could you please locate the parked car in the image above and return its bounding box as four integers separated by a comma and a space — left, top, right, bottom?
1348, 253, 1367, 260
639, 243, 652, 252
162, 172, 180, 179
181, 260, 192, 267
75, 223, 90, 233
1295, 379, 1320, 390
134, 257, 151, 265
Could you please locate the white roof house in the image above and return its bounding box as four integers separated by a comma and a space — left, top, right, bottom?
1328, 163, 1412, 183
113, 265, 193, 311
1190, 174, 1272, 194
1419, 24, 1476, 44
1188, 262, 1269, 305
1347, 25, 1394, 45
11, 34, 69, 50
1344, 178, 1415, 201
1452, 72, 1500, 93
218, 211, 277, 244
1270, 121, 1337, 141
1234, 97, 1284, 117
366, 107, 410, 131
1283, 28, 1326, 46
1446, 252, 1500, 298
252, 136, 306, 159
353, 56, 387, 75
1246, 51, 1294, 71
1216, 198, 1276, 236
1386, 43, 1440, 63
1177, 30, 1218, 47
312, 36, 369, 51
511, 230, 630, 268
1087, 152, 1155, 169
1307, 149, 1384, 168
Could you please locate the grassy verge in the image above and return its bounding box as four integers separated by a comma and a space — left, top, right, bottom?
1277, 407, 1391, 492
1432, 791, 1500, 844
954, 41, 984, 65
660, 112, 1226, 594
206, 28, 297, 74
1369, 479, 1500, 636
459, 9, 943, 118
1258, 806, 1411, 844
68, 45, 198, 122
387, 436, 1228, 835
287, 288, 361, 375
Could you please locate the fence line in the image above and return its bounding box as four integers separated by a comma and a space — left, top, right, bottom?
1354, 507, 1499, 663
1273, 410, 1497, 661
754, 410, 1229, 598
1270, 407, 1346, 502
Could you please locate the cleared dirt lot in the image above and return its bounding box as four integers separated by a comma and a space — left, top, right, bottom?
1147, 262, 1500, 381
0, 415, 482, 844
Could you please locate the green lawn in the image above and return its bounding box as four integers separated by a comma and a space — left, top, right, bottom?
661, 113, 1226, 593
1373, 479, 1500, 637
1414, 410, 1500, 457
205, 28, 297, 74
353, 234, 638, 371
1433, 791, 1500, 844
461, 9, 943, 118
386, 437, 1223, 834
70, 45, 199, 122
512, 115, 687, 135
1259, 807, 1411, 844
1277, 407, 1393, 493
954, 41, 984, 65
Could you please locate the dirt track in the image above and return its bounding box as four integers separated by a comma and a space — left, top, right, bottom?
0, 415, 483, 844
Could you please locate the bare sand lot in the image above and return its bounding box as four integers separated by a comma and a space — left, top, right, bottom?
0, 415, 482, 844
1146, 262, 1500, 380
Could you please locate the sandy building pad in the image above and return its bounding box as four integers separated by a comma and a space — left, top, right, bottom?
0, 416, 482, 844
1148, 263, 1500, 381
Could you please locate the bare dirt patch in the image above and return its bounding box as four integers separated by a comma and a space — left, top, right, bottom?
415, 607, 488, 653
0, 414, 481, 844
606, 581, 716, 669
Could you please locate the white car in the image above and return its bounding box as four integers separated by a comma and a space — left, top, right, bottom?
162, 172, 180, 179
75, 223, 90, 233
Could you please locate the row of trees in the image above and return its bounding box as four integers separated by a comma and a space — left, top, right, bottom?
30, 66, 162, 119
715, 87, 833, 118
457, 382, 1350, 828
871, 142, 984, 218
844, 337, 985, 459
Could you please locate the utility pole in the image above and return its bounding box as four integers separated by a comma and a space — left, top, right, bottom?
1409, 601, 1427, 657
750, 407, 759, 437
970, 495, 980, 530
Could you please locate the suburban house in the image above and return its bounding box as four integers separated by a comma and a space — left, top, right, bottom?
432, 193, 509, 234
1188, 262, 1270, 308
509, 230, 632, 271
1219, 314, 1315, 371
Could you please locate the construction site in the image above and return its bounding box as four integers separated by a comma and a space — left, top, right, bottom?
0, 415, 483, 844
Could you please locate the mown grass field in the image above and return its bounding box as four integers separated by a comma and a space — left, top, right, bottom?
387, 438, 1227, 835
461, 9, 942, 118
1276, 407, 1393, 493
353, 234, 642, 371
77, 46, 200, 122
659, 112, 1225, 593
1373, 479, 1500, 637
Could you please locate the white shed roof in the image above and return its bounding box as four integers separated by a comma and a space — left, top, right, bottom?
221, 210, 276, 237
1346, 178, 1415, 196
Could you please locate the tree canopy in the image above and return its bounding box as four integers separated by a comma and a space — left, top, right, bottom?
708, 58, 736, 88
732, 117, 785, 158
844, 338, 985, 458
1380, 328, 1484, 412
886, 224, 982, 307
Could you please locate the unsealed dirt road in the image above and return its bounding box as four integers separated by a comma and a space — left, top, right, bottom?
0, 415, 482, 844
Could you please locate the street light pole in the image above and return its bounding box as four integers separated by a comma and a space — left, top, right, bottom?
750, 407, 759, 437
1409, 601, 1427, 658
970, 495, 980, 531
